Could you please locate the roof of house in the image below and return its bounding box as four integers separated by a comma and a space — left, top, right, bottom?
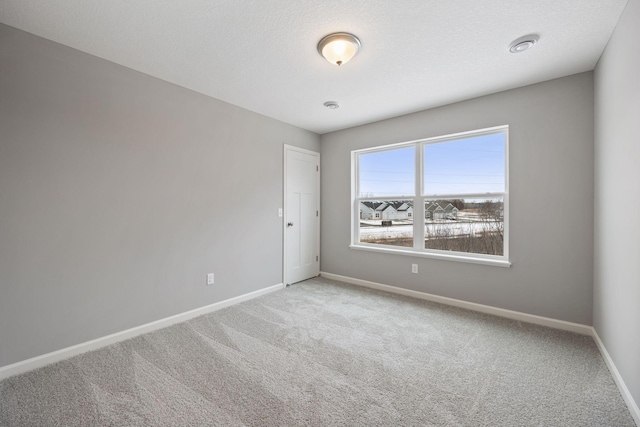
426, 202, 460, 212
361, 201, 415, 212
426, 203, 445, 212
360, 201, 385, 211
389, 201, 413, 211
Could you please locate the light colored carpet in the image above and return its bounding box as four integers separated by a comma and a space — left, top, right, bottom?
0, 277, 635, 426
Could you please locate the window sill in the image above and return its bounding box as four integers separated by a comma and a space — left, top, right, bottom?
349, 244, 511, 267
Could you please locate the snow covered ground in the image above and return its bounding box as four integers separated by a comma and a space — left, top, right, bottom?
360, 219, 502, 240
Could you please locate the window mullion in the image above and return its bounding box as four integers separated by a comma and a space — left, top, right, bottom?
414, 144, 424, 250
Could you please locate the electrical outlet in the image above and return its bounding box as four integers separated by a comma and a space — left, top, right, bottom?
411, 264, 418, 274
207, 273, 215, 285
278, 208, 283, 218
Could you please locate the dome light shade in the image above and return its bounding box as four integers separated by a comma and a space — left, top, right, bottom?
318, 33, 361, 66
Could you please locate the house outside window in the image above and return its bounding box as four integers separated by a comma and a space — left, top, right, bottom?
351, 125, 509, 266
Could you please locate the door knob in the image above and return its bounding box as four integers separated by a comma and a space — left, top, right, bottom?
287, 222, 294, 227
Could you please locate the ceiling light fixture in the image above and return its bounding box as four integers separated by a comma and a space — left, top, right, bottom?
508, 34, 539, 53
324, 101, 340, 109
317, 32, 361, 66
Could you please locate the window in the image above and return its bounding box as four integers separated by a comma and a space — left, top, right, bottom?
352, 126, 509, 266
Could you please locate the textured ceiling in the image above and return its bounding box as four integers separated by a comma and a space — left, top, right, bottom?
0, 1, 628, 134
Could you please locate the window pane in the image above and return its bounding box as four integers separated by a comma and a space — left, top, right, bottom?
359, 200, 413, 247
424, 197, 503, 256
424, 133, 505, 195
359, 146, 415, 197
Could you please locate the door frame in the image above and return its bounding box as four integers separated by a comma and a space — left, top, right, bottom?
283, 144, 320, 286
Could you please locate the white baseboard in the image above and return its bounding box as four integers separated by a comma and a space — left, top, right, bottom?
320, 272, 592, 335
0, 283, 285, 381
592, 329, 640, 426
3, 276, 638, 426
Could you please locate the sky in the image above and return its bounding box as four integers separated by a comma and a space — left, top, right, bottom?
358, 132, 505, 198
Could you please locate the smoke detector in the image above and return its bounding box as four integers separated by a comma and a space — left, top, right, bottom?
509, 35, 539, 53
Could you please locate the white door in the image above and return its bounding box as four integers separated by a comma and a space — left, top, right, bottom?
284, 145, 319, 285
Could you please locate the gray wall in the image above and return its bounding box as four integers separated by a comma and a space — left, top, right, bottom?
321, 72, 594, 325
594, 0, 640, 409
0, 24, 319, 367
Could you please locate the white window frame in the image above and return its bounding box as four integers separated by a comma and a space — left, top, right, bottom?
350, 125, 510, 267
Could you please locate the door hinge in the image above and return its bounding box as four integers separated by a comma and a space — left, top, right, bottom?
316, 210, 319, 217
316, 256, 319, 262
316, 165, 319, 172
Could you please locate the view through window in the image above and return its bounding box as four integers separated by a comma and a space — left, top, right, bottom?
353, 126, 508, 262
